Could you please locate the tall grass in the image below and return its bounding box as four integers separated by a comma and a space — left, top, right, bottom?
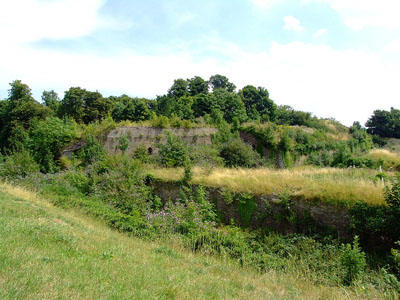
364, 149, 400, 170
147, 166, 387, 206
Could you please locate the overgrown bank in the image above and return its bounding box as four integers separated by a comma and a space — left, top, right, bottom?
3, 153, 400, 297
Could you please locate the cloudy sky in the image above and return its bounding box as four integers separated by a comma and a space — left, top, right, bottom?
0, 0, 399, 125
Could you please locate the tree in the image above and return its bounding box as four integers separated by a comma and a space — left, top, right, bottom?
59, 87, 113, 124
192, 93, 219, 117
239, 85, 276, 121
8, 80, 34, 103
213, 89, 247, 123
42, 90, 60, 113
187, 76, 208, 96
0, 80, 51, 151
58, 87, 86, 123
112, 96, 152, 122
83, 91, 113, 124
28, 117, 78, 172
366, 108, 400, 138
209, 74, 236, 92
168, 79, 188, 99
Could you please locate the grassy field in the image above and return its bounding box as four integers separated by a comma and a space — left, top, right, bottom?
0, 183, 390, 300
147, 166, 389, 206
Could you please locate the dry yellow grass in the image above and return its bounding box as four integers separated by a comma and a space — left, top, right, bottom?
365, 149, 400, 170
147, 166, 387, 206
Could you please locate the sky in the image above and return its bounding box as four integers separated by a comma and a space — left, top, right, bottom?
0, 0, 399, 126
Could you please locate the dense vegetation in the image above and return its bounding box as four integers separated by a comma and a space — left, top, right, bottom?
1, 77, 400, 297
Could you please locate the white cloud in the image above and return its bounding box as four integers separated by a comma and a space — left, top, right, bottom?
251, 0, 280, 8
0, 0, 106, 44
0, 0, 398, 127
304, 0, 400, 30
384, 38, 400, 53
1, 38, 398, 126
313, 28, 326, 38
283, 16, 303, 32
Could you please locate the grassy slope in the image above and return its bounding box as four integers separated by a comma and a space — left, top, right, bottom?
147, 166, 388, 206
0, 183, 386, 300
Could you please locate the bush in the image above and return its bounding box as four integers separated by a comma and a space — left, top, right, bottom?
28, 117, 78, 173
219, 139, 261, 167
340, 236, 366, 284
0, 150, 40, 179
133, 145, 150, 163
77, 134, 105, 166
158, 133, 188, 167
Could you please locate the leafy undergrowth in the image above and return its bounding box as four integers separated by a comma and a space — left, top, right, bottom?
146, 166, 389, 207
0, 184, 389, 300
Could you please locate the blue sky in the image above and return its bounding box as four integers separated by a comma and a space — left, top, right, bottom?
0, 0, 399, 125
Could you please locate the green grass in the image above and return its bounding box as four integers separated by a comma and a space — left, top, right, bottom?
0, 183, 390, 299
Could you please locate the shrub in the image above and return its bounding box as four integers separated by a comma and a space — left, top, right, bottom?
77, 134, 105, 166
117, 135, 130, 153
219, 139, 261, 167
340, 236, 366, 284
28, 117, 78, 173
0, 150, 40, 179
158, 133, 188, 167
133, 145, 150, 163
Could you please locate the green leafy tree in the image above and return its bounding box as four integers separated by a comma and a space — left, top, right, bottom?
0, 80, 51, 151
112, 95, 151, 122
28, 117, 78, 172
213, 89, 247, 123
187, 76, 209, 96
366, 108, 400, 138
42, 90, 60, 113
209, 74, 236, 92
192, 93, 219, 118
59, 87, 113, 124
239, 85, 276, 121
168, 79, 188, 99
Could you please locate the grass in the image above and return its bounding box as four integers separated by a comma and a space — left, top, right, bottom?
0, 183, 390, 299
365, 149, 400, 170
146, 166, 389, 206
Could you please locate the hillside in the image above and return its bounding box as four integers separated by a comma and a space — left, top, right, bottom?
0, 183, 387, 300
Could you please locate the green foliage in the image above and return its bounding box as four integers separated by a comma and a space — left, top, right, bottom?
158, 133, 188, 167
112, 95, 152, 122
28, 117, 78, 173
0, 150, 40, 179
238, 193, 255, 227
133, 145, 150, 163
239, 85, 276, 122
340, 236, 366, 285
384, 174, 400, 209
187, 76, 209, 96
78, 134, 105, 166
209, 74, 236, 92
366, 107, 400, 138
219, 138, 261, 168
42, 90, 60, 113
59, 87, 113, 124
117, 135, 130, 153
183, 158, 193, 183
0, 81, 52, 151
